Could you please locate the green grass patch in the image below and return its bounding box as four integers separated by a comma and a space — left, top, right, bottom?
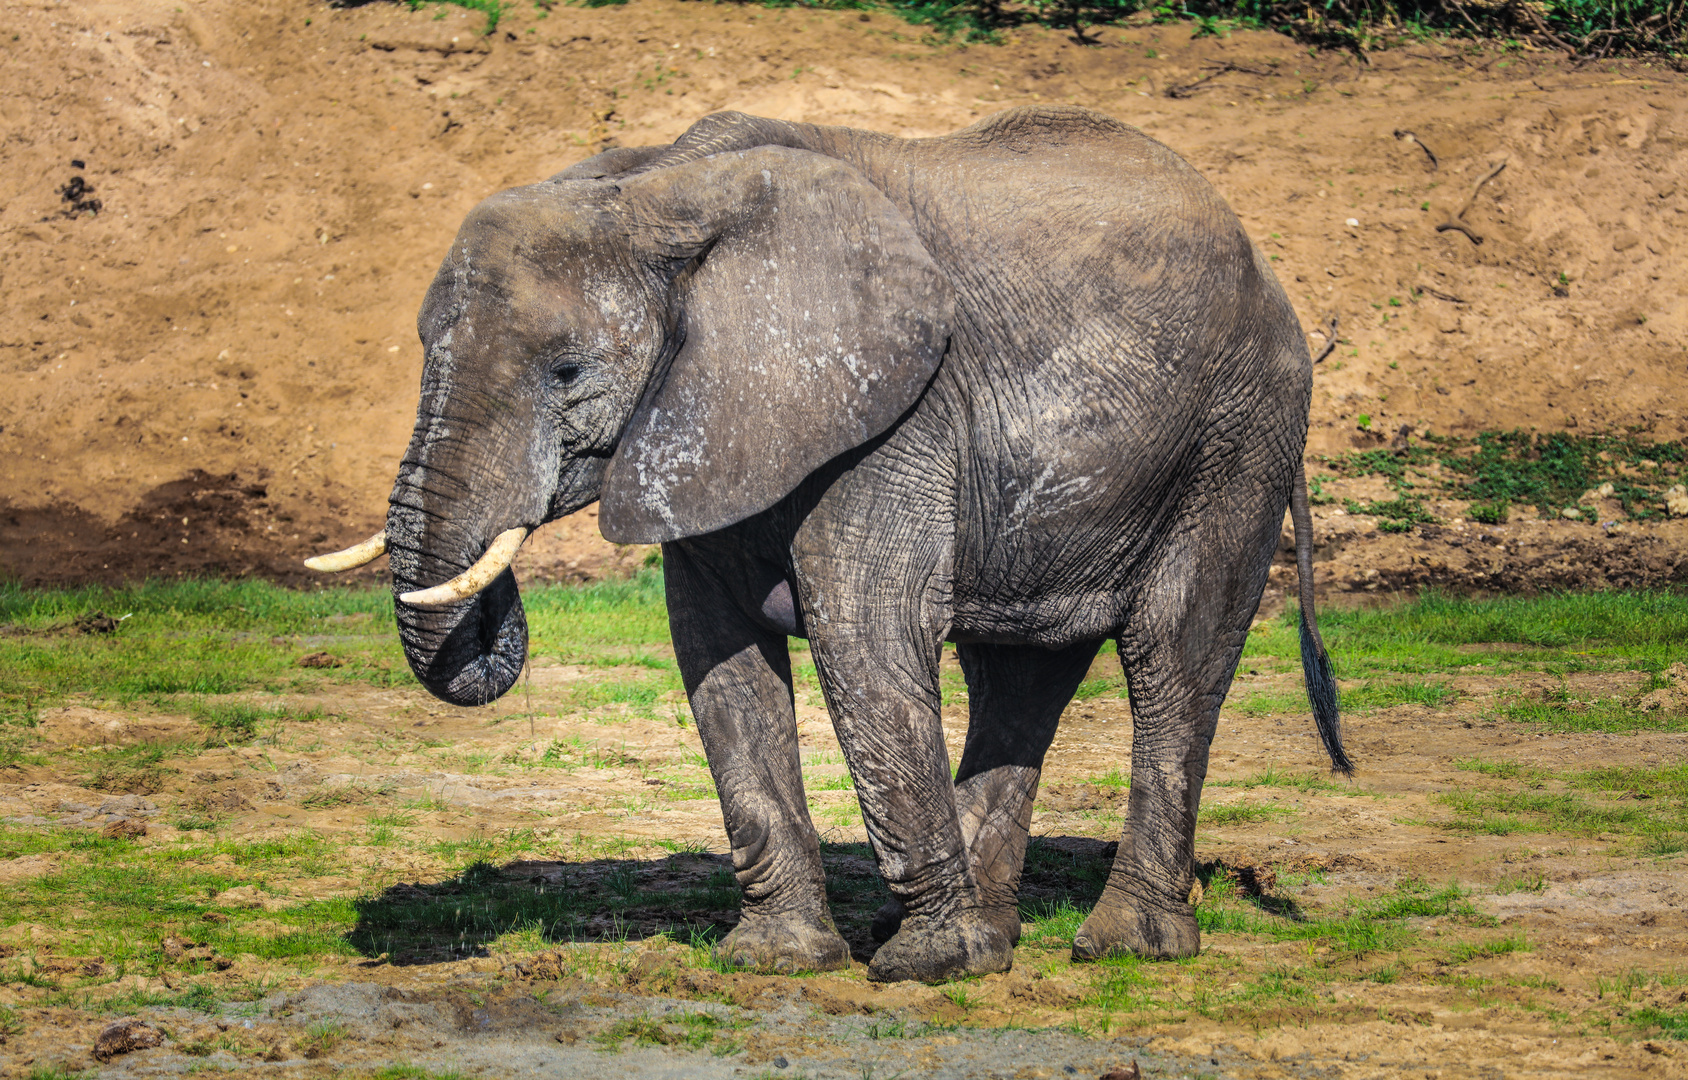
1437, 788, 1681, 839
1631, 1006, 1688, 1040
1327, 431, 1688, 519
1499, 692, 1688, 734
193, 699, 323, 742
523, 570, 670, 666
1570, 761, 1688, 800
372, 1067, 472, 1080
1443, 760, 1688, 847
1087, 767, 1130, 791
1449, 932, 1529, 963
1072, 677, 1126, 701
401, 0, 505, 34
1197, 802, 1293, 826
1226, 688, 1307, 716
1246, 590, 1688, 678
0, 825, 364, 972
0, 579, 406, 735
1344, 496, 1436, 533
1344, 678, 1456, 711
1211, 765, 1347, 794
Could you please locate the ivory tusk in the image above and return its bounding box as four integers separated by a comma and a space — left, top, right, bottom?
398, 527, 529, 607
303, 530, 388, 572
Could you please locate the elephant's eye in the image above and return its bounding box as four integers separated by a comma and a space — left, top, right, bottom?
550, 361, 581, 387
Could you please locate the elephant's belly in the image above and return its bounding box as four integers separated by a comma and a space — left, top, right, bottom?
948, 512, 1158, 647
948, 588, 1129, 648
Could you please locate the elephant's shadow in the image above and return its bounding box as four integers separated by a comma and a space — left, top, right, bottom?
344, 836, 1123, 966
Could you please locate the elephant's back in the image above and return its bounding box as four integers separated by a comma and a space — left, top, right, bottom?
890, 107, 1310, 635
898, 105, 1302, 420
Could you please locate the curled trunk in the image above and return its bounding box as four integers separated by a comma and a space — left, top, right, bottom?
387, 496, 529, 707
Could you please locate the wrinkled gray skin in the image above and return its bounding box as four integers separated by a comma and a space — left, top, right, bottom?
384, 106, 1350, 983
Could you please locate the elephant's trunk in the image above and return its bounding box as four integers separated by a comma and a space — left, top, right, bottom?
386, 483, 530, 707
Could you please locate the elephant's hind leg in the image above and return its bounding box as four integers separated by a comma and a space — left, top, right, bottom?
1072, 490, 1281, 962
870, 640, 1102, 948
664, 542, 849, 974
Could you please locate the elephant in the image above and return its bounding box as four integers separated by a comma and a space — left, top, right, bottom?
307, 105, 1349, 983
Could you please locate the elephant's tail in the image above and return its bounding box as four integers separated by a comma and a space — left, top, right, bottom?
1291, 461, 1352, 776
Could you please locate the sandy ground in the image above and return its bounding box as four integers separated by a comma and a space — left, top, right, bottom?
1, 0, 1686, 591
2, 643, 1687, 1077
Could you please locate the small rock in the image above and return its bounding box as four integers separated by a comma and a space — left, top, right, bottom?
1612, 230, 1642, 252
1665, 484, 1688, 518
94, 1019, 163, 1061
772, 1056, 790, 1069
1596, 482, 1615, 499
1100, 1064, 1141, 1080
1560, 507, 1581, 520
101, 818, 147, 840
297, 652, 342, 669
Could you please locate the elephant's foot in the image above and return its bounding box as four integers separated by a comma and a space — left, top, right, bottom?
716, 911, 850, 974
866, 909, 1013, 983
1070, 895, 1199, 962
871, 898, 1021, 947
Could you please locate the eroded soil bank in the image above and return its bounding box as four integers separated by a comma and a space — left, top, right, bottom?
2, 0, 1686, 591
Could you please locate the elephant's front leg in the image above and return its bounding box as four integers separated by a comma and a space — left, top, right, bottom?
871, 640, 1103, 949
664, 543, 848, 974
806, 624, 1014, 983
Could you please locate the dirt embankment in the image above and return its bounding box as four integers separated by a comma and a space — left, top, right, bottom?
2, 0, 1685, 590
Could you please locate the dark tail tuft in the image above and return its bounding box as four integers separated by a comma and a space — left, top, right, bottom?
1291, 462, 1352, 776
1299, 611, 1351, 775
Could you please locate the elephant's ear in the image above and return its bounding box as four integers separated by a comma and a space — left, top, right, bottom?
598, 145, 953, 544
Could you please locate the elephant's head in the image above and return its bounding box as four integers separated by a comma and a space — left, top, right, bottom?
307, 143, 954, 706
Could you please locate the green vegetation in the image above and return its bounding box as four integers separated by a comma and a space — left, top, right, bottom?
1498, 684, 1688, 734
1248, 590, 1688, 679
0, 573, 685, 763
371, 1066, 472, 1080
1633, 1006, 1688, 1040
1211, 765, 1347, 794
1072, 676, 1127, 701
594, 1011, 745, 1054
0, 579, 406, 737
1439, 760, 1688, 845
1448, 932, 1528, 963
1080, 876, 1492, 1026
395, 0, 506, 34
1197, 802, 1292, 826
1323, 431, 1688, 528
524, 570, 669, 665
1344, 496, 1435, 534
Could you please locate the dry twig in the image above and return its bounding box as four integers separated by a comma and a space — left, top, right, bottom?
1392, 129, 1439, 170
1435, 158, 1507, 245
1309, 313, 1340, 364
1166, 62, 1273, 99
1418, 284, 1468, 303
